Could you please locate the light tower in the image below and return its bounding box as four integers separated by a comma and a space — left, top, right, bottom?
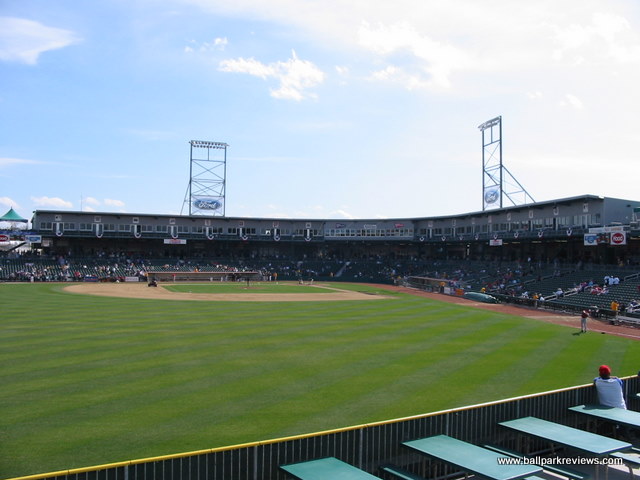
478, 116, 534, 210
181, 140, 229, 216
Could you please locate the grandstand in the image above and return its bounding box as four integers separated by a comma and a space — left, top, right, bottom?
4, 193, 640, 318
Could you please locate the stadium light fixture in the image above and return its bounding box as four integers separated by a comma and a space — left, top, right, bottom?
478, 116, 501, 131
190, 140, 229, 149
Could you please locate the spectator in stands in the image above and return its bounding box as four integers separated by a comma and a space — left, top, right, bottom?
594, 365, 626, 409
611, 300, 619, 315
619, 302, 626, 316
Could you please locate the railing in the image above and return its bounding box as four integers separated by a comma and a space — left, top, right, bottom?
11, 376, 640, 480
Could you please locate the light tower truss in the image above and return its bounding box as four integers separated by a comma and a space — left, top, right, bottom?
181, 140, 229, 216
478, 116, 534, 211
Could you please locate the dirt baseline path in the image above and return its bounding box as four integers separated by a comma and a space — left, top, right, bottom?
377, 284, 640, 341
63, 282, 392, 302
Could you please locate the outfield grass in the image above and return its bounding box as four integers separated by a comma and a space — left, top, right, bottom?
1, 282, 639, 478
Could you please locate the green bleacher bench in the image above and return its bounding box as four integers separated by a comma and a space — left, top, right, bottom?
380, 464, 426, 480
610, 451, 640, 480
280, 457, 382, 479
611, 451, 640, 466
483, 444, 590, 480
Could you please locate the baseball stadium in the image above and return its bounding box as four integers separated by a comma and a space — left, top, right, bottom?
3, 131, 640, 480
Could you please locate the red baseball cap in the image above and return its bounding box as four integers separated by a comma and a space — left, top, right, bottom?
599, 365, 611, 376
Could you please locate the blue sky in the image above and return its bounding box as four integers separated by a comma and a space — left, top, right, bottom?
1, 0, 640, 221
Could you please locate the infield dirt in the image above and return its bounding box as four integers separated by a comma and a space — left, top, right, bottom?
63, 282, 392, 302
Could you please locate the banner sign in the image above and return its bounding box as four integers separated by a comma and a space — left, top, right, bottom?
25, 235, 42, 243
489, 239, 503, 246
584, 232, 627, 246
0, 234, 9, 242
588, 226, 624, 233
163, 239, 187, 245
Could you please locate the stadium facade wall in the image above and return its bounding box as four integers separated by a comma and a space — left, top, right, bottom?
23, 194, 640, 264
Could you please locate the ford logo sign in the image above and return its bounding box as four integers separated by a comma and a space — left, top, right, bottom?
484, 189, 499, 204
193, 199, 222, 210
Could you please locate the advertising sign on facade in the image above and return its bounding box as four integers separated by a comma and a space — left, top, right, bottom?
584, 231, 627, 246
583, 234, 598, 246
163, 239, 187, 245
610, 231, 627, 245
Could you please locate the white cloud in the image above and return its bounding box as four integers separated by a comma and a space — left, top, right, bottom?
0, 157, 41, 167
358, 21, 469, 90
84, 197, 101, 206
369, 65, 430, 90
185, 36, 228, 54
560, 93, 584, 109
82, 206, 96, 212
0, 197, 19, 209
104, 198, 125, 208
0, 17, 80, 65
220, 56, 273, 78
31, 196, 73, 208
190, 1, 640, 95
219, 50, 324, 100
552, 12, 640, 65
213, 37, 228, 49
331, 209, 356, 219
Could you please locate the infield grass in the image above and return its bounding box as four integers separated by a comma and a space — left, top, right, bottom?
1, 282, 639, 478
163, 281, 334, 294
